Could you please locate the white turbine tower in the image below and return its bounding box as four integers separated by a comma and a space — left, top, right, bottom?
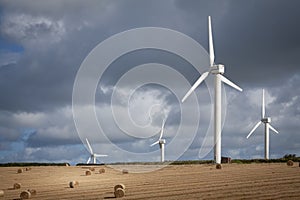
182, 16, 243, 164
86, 138, 108, 164
246, 89, 279, 159
150, 119, 166, 162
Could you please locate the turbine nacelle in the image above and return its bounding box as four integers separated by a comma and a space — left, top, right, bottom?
210, 64, 225, 74
261, 117, 271, 123
159, 139, 166, 145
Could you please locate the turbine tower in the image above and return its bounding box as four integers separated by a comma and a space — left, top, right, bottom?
246, 89, 279, 159
150, 119, 166, 162
86, 138, 108, 164
182, 16, 243, 164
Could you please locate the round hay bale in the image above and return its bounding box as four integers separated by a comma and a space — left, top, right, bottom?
13, 183, 21, 189
122, 169, 129, 174
0, 190, 4, 197
89, 167, 95, 171
25, 167, 31, 171
27, 189, 36, 196
69, 181, 79, 188
114, 184, 125, 192
17, 168, 23, 173
287, 160, 294, 166
85, 170, 92, 176
99, 168, 105, 174
216, 164, 222, 169
20, 190, 31, 199
114, 188, 125, 198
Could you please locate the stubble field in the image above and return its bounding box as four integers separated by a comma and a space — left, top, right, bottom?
0, 163, 299, 199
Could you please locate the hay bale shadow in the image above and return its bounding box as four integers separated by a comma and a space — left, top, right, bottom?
104, 196, 116, 199
104, 192, 116, 199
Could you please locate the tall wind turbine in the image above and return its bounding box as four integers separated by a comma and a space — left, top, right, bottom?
150, 119, 166, 162
86, 138, 108, 164
182, 16, 243, 164
246, 89, 279, 159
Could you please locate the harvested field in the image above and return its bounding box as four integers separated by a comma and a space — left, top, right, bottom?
0, 163, 299, 199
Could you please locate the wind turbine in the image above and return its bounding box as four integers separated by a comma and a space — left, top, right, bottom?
150, 119, 166, 162
85, 138, 108, 164
181, 16, 243, 164
246, 89, 279, 159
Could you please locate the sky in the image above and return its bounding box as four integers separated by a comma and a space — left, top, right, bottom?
0, 0, 299, 165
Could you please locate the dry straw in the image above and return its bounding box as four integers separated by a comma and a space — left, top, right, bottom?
85, 170, 92, 176
99, 168, 105, 174
20, 190, 31, 199
69, 181, 79, 188
0, 190, 4, 197
287, 160, 294, 166
13, 183, 21, 189
17, 168, 23, 173
114, 184, 125, 192
216, 164, 222, 169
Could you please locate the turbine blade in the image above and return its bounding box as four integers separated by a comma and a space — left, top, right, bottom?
262, 89, 265, 118
150, 141, 159, 147
94, 154, 108, 157
247, 121, 262, 138
87, 157, 91, 164
269, 124, 279, 134
218, 74, 243, 92
85, 138, 93, 154
159, 119, 166, 140
181, 71, 209, 102
208, 16, 215, 66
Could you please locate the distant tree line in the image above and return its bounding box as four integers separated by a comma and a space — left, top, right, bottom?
283, 154, 297, 160
76, 163, 105, 166
0, 162, 70, 167
231, 154, 299, 164
0, 154, 298, 167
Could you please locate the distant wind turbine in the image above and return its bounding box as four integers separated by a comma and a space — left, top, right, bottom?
246, 89, 279, 159
150, 119, 166, 162
182, 16, 243, 164
86, 138, 108, 164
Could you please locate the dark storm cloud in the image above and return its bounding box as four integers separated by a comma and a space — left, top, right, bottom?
219, 0, 300, 87
174, 0, 300, 87
0, 0, 188, 112
0, 1, 116, 112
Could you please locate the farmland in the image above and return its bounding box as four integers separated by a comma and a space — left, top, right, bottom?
0, 163, 299, 199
